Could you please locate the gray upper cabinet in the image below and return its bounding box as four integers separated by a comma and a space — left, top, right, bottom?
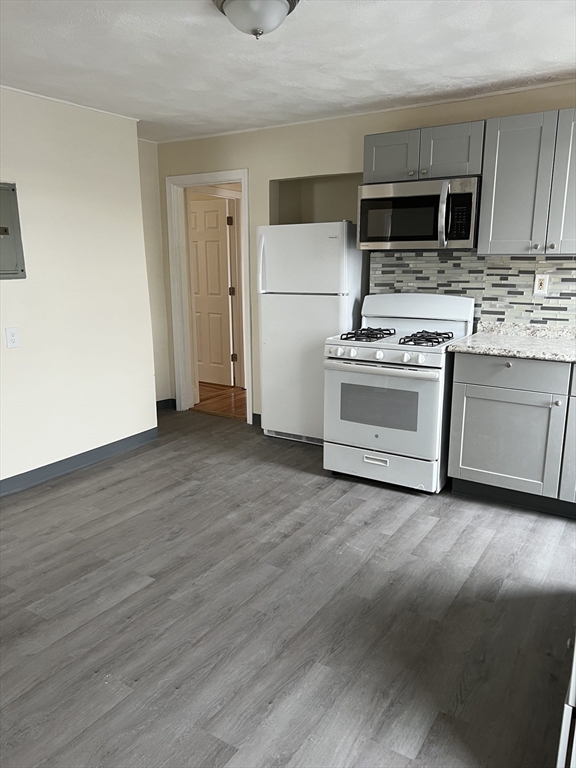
364, 121, 484, 184
547, 108, 576, 254
419, 121, 484, 179
363, 130, 420, 184
478, 111, 562, 255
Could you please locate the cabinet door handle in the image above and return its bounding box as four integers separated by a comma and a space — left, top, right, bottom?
505, 362, 513, 368
554, 400, 563, 406
408, 171, 415, 177
548, 243, 556, 250
532, 243, 541, 250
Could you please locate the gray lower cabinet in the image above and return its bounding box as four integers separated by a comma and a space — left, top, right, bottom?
363, 121, 484, 184
548, 108, 576, 255
559, 397, 576, 503
478, 111, 559, 255
449, 353, 571, 499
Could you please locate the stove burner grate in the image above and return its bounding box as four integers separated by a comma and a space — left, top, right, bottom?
398, 330, 454, 347
341, 327, 396, 342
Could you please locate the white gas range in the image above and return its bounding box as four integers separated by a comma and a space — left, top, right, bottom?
323, 293, 474, 493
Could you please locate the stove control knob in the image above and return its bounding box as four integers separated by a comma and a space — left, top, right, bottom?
348, 348, 358, 358
416, 354, 426, 364
335, 347, 345, 357
374, 350, 385, 360
401, 352, 411, 363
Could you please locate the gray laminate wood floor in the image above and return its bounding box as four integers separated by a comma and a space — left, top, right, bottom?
1, 410, 574, 768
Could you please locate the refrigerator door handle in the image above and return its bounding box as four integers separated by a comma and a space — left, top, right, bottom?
258, 234, 266, 294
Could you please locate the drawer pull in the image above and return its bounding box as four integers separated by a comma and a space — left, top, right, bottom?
505, 362, 513, 368
363, 455, 389, 467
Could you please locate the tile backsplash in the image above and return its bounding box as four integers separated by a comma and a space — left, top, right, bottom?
370, 252, 576, 326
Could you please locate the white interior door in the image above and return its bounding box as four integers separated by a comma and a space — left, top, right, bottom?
188, 198, 233, 386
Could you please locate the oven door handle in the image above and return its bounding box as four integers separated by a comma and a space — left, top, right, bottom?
438, 180, 450, 249
324, 360, 440, 381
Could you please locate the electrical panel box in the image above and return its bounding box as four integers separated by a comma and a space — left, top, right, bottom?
0, 183, 26, 279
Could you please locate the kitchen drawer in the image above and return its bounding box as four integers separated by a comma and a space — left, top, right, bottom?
454, 353, 571, 395
324, 442, 440, 492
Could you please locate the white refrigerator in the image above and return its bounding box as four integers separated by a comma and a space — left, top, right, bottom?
258, 221, 364, 443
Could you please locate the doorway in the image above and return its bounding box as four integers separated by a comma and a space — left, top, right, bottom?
186, 184, 246, 421
165, 169, 252, 423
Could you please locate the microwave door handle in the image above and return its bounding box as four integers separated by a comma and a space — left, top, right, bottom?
438, 180, 450, 249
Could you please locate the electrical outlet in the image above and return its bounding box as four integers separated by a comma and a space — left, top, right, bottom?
5, 327, 19, 348
533, 274, 550, 296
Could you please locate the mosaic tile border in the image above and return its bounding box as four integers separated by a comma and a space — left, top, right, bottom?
370, 252, 576, 326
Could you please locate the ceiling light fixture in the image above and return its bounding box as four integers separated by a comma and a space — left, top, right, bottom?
213, 0, 300, 40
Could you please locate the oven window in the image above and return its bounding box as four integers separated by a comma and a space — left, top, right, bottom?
340, 384, 419, 431
360, 196, 439, 242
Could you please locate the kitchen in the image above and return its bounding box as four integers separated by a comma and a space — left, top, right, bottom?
258, 109, 575, 511
1, 2, 575, 766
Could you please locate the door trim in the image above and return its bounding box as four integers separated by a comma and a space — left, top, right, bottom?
226, 198, 245, 388
166, 169, 252, 422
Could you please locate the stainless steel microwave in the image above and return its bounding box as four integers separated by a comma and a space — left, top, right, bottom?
358, 177, 480, 251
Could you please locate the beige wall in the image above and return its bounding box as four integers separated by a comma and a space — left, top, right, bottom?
138, 139, 173, 401
272, 173, 364, 225
0, 89, 157, 480
157, 82, 576, 412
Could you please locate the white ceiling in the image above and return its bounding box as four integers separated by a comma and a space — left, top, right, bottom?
1, 0, 575, 142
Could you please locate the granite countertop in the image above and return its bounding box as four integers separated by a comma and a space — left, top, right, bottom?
448, 322, 576, 363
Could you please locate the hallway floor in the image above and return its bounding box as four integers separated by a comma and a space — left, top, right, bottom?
0, 410, 574, 767
192, 381, 247, 421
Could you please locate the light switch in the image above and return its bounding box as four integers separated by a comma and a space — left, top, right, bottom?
5, 327, 19, 348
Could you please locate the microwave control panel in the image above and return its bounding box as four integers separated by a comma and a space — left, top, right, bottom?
447, 193, 472, 240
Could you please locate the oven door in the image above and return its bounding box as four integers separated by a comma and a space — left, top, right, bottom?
324, 360, 443, 460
